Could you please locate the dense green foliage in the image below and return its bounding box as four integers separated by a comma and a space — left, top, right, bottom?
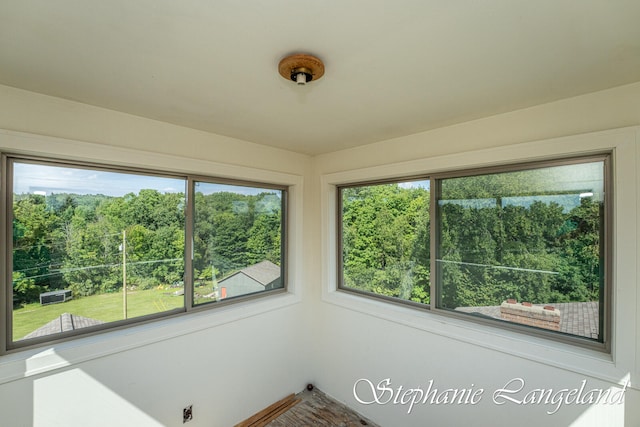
342, 183, 430, 303
341, 171, 603, 309
193, 191, 282, 280
13, 190, 282, 306
438, 170, 602, 308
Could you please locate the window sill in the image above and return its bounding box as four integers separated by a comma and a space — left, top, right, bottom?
321, 288, 627, 386
0, 290, 301, 385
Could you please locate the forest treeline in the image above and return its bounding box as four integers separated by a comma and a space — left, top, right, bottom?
14, 172, 602, 310
12, 190, 282, 306
341, 175, 603, 308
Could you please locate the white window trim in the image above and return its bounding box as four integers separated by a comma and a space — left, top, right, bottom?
321, 126, 638, 388
0, 129, 304, 384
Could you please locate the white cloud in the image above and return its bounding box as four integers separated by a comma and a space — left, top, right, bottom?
13, 162, 184, 197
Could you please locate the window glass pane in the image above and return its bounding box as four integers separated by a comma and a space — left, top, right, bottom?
193, 182, 284, 304
12, 161, 186, 342
340, 180, 430, 304
436, 161, 605, 341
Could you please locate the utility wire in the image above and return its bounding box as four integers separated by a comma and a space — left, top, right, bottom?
14, 258, 182, 282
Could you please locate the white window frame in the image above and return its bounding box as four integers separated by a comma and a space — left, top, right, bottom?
322, 127, 639, 385
0, 130, 303, 381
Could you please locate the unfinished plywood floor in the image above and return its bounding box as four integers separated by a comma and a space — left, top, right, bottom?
237, 387, 380, 427
267, 388, 378, 427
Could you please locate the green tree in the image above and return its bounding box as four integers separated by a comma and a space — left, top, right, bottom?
341, 183, 430, 301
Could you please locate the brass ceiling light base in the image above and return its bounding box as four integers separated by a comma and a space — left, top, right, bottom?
278, 53, 325, 85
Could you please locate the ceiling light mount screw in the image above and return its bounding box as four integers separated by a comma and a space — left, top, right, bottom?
278, 53, 325, 86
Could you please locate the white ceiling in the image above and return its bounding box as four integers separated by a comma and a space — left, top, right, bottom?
1, 1, 640, 155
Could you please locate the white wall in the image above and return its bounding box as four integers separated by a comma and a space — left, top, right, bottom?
312, 83, 640, 427
0, 85, 315, 427
1, 82, 640, 427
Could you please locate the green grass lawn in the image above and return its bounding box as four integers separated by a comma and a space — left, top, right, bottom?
13, 287, 186, 340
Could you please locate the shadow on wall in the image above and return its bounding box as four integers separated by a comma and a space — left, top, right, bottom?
0, 304, 309, 427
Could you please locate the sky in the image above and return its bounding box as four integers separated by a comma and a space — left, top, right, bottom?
13, 162, 279, 197
398, 179, 430, 190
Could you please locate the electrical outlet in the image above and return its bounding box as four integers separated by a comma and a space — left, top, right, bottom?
183, 405, 193, 423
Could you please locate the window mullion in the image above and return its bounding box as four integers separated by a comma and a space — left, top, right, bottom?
429, 176, 437, 309
184, 177, 195, 311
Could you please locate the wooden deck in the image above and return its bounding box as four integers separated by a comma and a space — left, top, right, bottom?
235, 387, 380, 427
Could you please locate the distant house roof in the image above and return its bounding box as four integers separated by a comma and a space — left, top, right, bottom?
455, 302, 599, 339
22, 313, 105, 340
219, 260, 281, 287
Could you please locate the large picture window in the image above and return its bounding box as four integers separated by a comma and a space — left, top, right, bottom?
3, 156, 287, 352
338, 155, 610, 348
